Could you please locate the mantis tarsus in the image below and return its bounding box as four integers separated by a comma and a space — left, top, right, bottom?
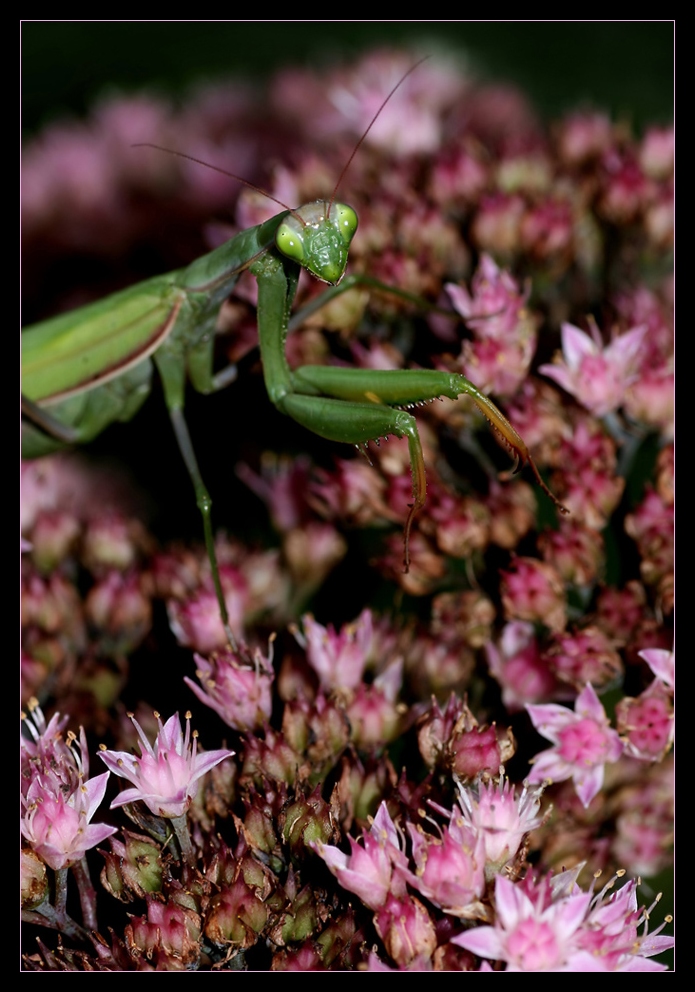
21, 64, 568, 650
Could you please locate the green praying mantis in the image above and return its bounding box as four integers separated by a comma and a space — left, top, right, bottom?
21, 63, 567, 650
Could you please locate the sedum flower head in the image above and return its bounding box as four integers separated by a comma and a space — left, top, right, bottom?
99, 711, 234, 819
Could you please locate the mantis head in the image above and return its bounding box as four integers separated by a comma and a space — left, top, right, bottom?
275, 200, 359, 285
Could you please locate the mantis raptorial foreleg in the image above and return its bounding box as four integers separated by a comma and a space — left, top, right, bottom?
251, 251, 567, 572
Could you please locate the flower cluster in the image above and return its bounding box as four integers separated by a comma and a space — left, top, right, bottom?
452, 868, 673, 971
21, 702, 116, 874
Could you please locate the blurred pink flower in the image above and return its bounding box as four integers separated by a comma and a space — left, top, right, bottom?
486, 622, 564, 711
298, 609, 374, 691
616, 679, 674, 762
539, 321, 646, 416
445, 254, 537, 397
185, 648, 274, 733
639, 647, 674, 689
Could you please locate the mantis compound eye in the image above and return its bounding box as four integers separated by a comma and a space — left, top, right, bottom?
331, 203, 359, 246
275, 219, 307, 266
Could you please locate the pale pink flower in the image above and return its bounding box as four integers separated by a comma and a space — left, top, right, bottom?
553, 420, 624, 530
599, 151, 651, 224
639, 647, 674, 689
21, 704, 116, 870
405, 814, 486, 917
167, 567, 248, 654
638, 125, 674, 180
456, 777, 545, 873
325, 50, 461, 155
313, 802, 407, 911
539, 321, 647, 417
236, 454, 313, 533
557, 112, 613, 166
99, 711, 234, 818
561, 866, 675, 971
21, 771, 116, 871
445, 254, 537, 397
345, 659, 404, 748
452, 873, 592, 971
486, 622, 565, 711
471, 192, 525, 255
453, 869, 673, 971
458, 334, 536, 398
445, 254, 529, 340
185, 648, 274, 733
520, 197, 574, 259
623, 364, 674, 438
21, 703, 71, 793
298, 609, 373, 691
526, 683, 624, 807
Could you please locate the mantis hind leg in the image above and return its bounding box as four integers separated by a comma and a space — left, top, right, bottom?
292, 365, 569, 516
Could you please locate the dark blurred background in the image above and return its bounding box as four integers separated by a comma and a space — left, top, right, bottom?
23, 21, 673, 136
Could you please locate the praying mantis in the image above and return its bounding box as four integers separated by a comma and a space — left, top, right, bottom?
21, 63, 567, 649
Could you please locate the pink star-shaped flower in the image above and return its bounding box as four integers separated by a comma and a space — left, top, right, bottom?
99, 711, 234, 819
526, 683, 624, 807
638, 647, 674, 689
539, 321, 646, 417
313, 802, 408, 910
21, 771, 117, 871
